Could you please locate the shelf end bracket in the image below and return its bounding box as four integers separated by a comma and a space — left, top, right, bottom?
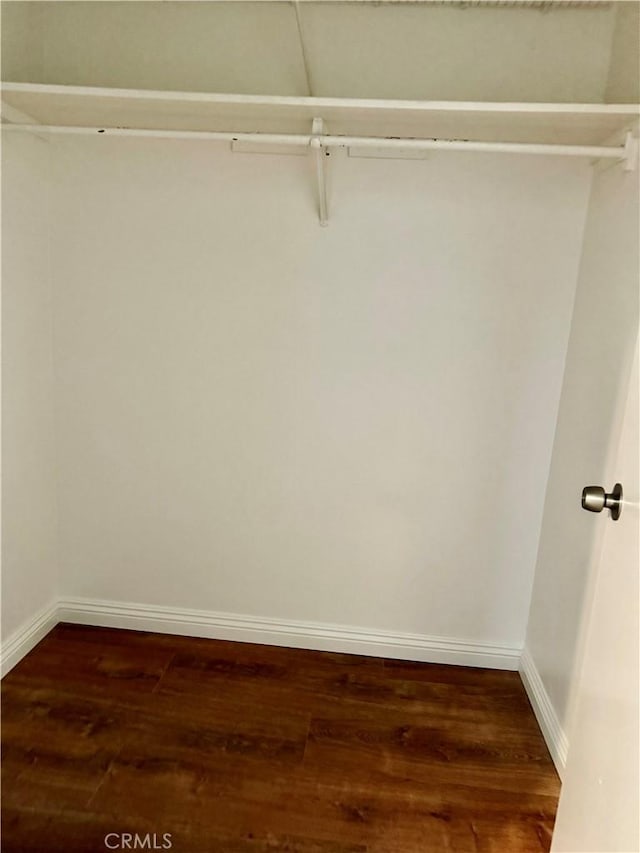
623, 131, 638, 172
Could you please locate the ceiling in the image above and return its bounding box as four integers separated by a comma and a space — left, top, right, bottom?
1, 1, 638, 103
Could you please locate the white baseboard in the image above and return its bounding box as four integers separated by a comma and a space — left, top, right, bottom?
0, 599, 59, 677
519, 645, 568, 777
1, 595, 521, 675
3, 599, 566, 768
57, 596, 521, 670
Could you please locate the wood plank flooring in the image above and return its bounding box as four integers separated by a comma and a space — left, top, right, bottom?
1, 624, 560, 852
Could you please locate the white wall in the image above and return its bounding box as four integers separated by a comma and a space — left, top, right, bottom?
605, 2, 640, 104
48, 136, 591, 649
1, 133, 58, 641
1, 1, 617, 103
524, 161, 639, 739
0, 1, 44, 85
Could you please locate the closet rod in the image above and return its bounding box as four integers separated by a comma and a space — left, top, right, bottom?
3, 122, 633, 162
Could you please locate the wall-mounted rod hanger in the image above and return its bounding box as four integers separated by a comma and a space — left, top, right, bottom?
3, 122, 636, 224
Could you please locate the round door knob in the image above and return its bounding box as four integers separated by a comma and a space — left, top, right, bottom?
582, 485, 606, 513
581, 483, 623, 520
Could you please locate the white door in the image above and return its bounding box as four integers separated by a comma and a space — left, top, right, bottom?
551, 337, 639, 853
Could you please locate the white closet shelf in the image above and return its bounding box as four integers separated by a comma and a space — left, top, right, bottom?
2, 83, 639, 145
3, 82, 638, 225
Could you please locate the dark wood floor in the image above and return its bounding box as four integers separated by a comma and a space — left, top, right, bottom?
2, 624, 560, 852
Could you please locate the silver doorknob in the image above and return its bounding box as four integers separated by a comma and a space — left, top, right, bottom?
581, 483, 623, 520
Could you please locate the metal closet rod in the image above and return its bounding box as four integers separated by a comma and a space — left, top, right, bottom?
2, 122, 634, 162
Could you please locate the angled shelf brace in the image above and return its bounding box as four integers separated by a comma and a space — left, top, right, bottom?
311, 117, 329, 226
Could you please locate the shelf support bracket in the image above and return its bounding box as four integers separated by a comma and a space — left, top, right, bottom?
1, 100, 50, 142
623, 131, 638, 172
311, 117, 329, 226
